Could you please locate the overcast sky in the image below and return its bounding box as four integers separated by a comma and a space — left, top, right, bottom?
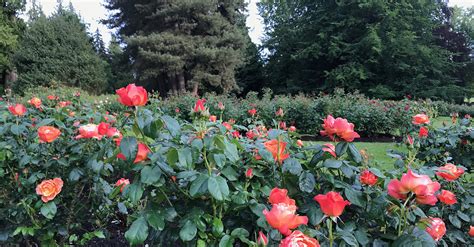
24, 0, 473, 45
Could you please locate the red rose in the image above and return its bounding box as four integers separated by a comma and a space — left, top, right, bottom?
248, 108, 257, 116
419, 127, 428, 137
116, 84, 148, 106
193, 99, 206, 112
469, 226, 474, 237
314, 191, 350, 217
269, 188, 295, 205
118, 142, 151, 164
288, 126, 296, 132
209, 115, 217, 122
245, 168, 253, 178
360, 170, 378, 186
98, 122, 111, 135
437, 190, 457, 205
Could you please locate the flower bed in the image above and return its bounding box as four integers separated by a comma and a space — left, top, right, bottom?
0, 85, 473, 246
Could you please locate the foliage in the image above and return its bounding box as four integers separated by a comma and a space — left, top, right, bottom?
258, 0, 472, 102
1, 85, 473, 246
13, 6, 108, 94
104, 0, 247, 95
0, 0, 25, 80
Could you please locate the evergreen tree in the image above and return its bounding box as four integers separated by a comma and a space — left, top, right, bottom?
259, 0, 470, 101
236, 37, 265, 96
14, 6, 108, 93
107, 34, 134, 90
0, 0, 25, 89
92, 28, 108, 59
105, 0, 247, 95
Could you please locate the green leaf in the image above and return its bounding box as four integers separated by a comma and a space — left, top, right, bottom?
218, 235, 234, 247
125, 217, 149, 246
212, 218, 224, 236
167, 148, 178, 167
119, 137, 138, 162
208, 176, 229, 201
140, 165, 161, 185
348, 143, 362, 163
68, 168, 83, 182
36, 118, 55, 127
457, 211, 469, 222
40, 202, 57, 219
178, 148, 193, 169
282, 158, 303, 175
179, 220, 197, 242
221, 166, 238, 181
323, 159, 342, 169
190, 174, 209, 197
448, 214, 461, 229
299, 171, 315, 193
146, 211, 165, 230
335, 142, 348, 156
126, 183, 144, 203
340, 233, 358, 246
230, 228, 249, 238
344, 188, 365, 208
162, 115, 181, 136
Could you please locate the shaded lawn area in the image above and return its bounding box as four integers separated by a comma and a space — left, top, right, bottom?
311, 141, 407, 170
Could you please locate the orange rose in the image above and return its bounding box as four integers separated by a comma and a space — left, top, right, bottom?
38, 126, 61, 143
436, 163, 464, 181
280, 230, 320, 247
412, 114, 430, 125
28, 97, 42, 108
264, 139, 290, 164
36, 178, 63, 202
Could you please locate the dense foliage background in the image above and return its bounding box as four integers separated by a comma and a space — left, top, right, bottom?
0, 0, 472, 102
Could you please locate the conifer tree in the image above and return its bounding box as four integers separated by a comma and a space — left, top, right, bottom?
105, 0, 246, 95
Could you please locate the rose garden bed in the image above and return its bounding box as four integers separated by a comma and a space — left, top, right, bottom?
0, 84, 473, 246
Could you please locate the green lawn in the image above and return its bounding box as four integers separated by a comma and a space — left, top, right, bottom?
311, 141, 406, 170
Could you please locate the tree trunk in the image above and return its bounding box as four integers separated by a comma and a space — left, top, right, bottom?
177, 73, 186, 93
169, 73, 178, 95
192, 81, 199, 96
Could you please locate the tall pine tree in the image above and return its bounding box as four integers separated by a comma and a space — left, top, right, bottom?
105, 0, 247, 95
0, 0, 25, 89
14, 4, 108, 93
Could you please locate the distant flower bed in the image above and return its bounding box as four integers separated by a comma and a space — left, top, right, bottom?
0, 85, 472, 246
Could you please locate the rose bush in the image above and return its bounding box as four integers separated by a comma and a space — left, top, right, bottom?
0, 84, 473, 246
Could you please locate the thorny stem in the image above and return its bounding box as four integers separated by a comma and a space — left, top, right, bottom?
328, 218, 334, 247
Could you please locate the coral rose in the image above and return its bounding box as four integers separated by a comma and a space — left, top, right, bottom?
115, 178, 130, 192
279, 230, 320, 247
437, 190, 457, 205
264, 139, 290, 164
75, 124, 102, 139
412, 114, 430, 125
28, 97, 42, 108
288, 126, 296, 132
38, 126, 61, 143
314, 191, 350, 217
360, 170, 378, 186
98, 122, 110, 135
469, 226, 474, 237
269, 188, 295, 205
245, 168, 253, 178
436, 163, 464, 181
116, 83, 148, 106
275, 108, 284, 117
209, 115, 217, 122
424, 218, 446, 241
296, 140, 304, 147
118, 142, 151, 164
322, 143, 336, 158
257, 231, 268, 246
387, 170, 440, 205
8, 104, 27, 116
263, 203, 308, 236
320, 115, 360, 142
36, 178, 63, 202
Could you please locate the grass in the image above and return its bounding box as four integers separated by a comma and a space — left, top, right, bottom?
311, 141, 406, 170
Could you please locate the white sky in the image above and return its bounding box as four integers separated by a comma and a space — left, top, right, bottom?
23, 0, 473, 45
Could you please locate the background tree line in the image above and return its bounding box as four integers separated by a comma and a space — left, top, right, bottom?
0, 0, 472, 103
